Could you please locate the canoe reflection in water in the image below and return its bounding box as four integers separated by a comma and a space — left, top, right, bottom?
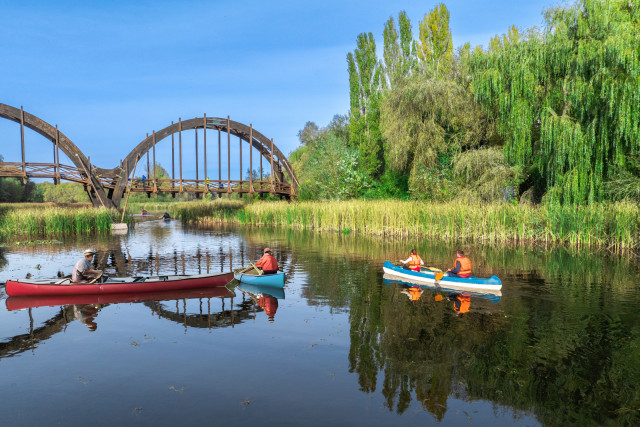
236, 283, 285, 323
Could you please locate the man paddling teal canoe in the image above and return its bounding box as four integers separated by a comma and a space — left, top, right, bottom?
255, 248, 279, 275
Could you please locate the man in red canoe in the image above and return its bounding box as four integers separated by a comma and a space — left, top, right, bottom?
255, 248, 279, 275
72, 249, 103, 283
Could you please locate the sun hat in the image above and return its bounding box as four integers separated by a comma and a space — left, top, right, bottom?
84, 248, 96, 256
264, 248, 271, 253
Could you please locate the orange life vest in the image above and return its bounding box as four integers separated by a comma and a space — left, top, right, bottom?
408, 254, 422, 270
407, 287, 422, 301
453, 256, 472, 276
454, 294, 471, 313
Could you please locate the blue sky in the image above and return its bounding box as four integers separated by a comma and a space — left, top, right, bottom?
0, 0, 554, 178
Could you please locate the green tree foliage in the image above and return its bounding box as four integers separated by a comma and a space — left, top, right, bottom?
297, 121, 321, 146
452, 147, 521, 202
347, 33, 384, 178
471, 0, 640, 204
0, 154, 42, 202
38, 182, 89, 203
382, 11, 417, 89
290, 118, 370, 200
416, 3, 454, 76
380, 75, 491, 198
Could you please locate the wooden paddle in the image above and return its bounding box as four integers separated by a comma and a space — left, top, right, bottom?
420, 266, 445, 281
89, 271, 103, 284
234, 262, 263, 276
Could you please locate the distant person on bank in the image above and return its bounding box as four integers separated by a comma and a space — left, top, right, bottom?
72, 249, 102, 283
446, 250, 472, 278
400, 249, 424, 271
255, 248, 279, 275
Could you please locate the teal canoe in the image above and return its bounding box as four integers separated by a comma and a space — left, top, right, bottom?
233, 271, 285, 288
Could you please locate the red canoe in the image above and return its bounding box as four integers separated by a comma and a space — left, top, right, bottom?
5, 286, 235, 311
5, 272, 234, 297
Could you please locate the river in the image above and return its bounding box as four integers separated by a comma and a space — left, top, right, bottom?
1, 218, 639, 426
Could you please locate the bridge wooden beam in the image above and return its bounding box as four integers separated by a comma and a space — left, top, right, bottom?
195, 126, 198, 192
153, 131, 157, 193
227, 116, 231, 197
171, 121, 175, 190
204, 114, 208, 195
249, 123, 253, 194
179, 118, 183, 192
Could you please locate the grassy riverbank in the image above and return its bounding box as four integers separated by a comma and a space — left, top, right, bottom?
172, 199, 640, 252
0, 204, 123, 240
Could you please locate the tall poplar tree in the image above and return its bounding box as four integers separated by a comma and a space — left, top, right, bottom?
347, 32, 384, 177
417, 3, 453, 77
382, 11, 416, 89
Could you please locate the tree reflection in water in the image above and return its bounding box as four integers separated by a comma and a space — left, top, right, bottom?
236, 226, 640, 425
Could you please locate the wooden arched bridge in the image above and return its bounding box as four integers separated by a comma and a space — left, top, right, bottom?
0, 103, 298, 208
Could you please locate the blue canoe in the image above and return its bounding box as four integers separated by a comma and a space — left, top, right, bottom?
234, 270, 285, 288
236, 282, 285, 300
382, 261, 502, 291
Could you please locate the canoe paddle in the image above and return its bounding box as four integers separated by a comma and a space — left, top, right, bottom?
235, 262, 263, 276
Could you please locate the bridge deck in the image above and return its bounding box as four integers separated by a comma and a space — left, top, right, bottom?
0, 162, 293, 197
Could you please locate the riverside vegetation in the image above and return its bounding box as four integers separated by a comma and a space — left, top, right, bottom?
0, 204, 126, 241
158, 199, 640, 252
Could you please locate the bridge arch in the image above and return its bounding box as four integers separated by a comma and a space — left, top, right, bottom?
107, 116, 299, 206
0, 103, 113, 207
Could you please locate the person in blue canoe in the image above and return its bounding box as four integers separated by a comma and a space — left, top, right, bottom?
399, 249, 424, 271
446, 250, 472, 278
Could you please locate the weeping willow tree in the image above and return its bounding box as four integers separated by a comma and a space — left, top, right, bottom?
471, 0, 640, 204
380, 75, 490, 199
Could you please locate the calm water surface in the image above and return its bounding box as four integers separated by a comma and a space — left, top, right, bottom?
1, 218, 639, 426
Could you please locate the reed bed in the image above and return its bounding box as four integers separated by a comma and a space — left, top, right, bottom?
181, 200, 639, 252
170, 199, 246, 221
0, 205, 120, 240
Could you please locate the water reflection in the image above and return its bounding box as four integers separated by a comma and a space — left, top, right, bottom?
1, 222, 640, 425
72, 304, 99, 331
0, 286, 252, 359
400, 286, 423, 301
236, 282, 285, 323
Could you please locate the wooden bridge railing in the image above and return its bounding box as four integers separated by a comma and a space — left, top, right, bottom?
0, 162, 294, 198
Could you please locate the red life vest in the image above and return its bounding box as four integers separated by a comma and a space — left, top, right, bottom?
453, 256, 472, 277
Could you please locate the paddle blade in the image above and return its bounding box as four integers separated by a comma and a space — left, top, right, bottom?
435, 272, 445, 281
434, 295, 444, 302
